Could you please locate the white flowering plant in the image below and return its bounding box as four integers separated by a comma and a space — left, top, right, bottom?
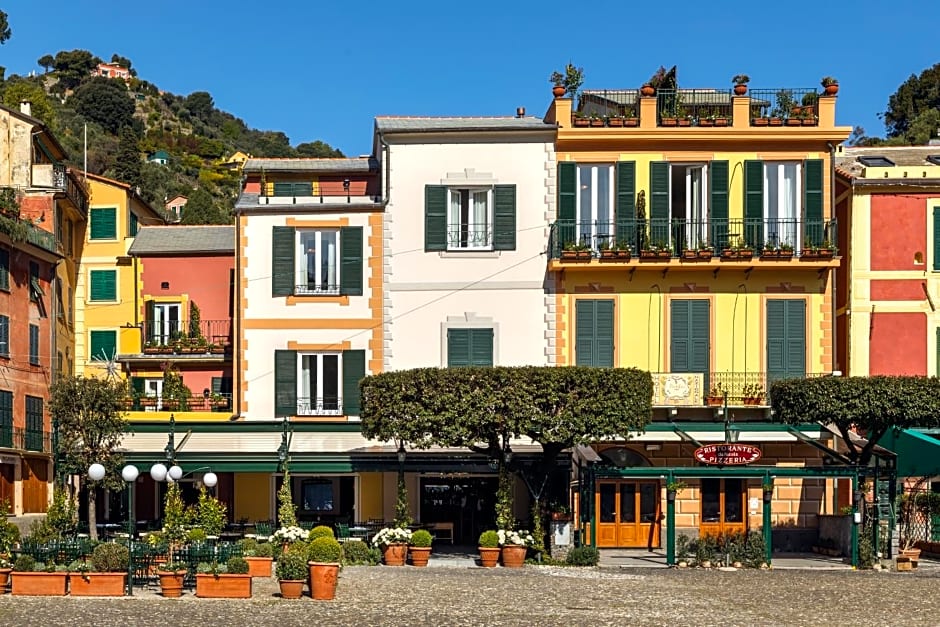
497, 529, 535, 547
272, 526, 309, 544
371, 527, 413, 547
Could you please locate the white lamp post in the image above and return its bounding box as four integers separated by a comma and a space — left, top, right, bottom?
87, 463, 140, 596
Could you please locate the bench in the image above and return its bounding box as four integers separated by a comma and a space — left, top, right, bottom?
430, 522, 454, 544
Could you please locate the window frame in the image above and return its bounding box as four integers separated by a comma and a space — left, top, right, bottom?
296, 351, 343, 416
0, 315, 9, 358
295, 228, 341, 296
446, 186, 494, 251
763, 161, 802, 250
0, 247, 9, 292
576, 164, 615, 249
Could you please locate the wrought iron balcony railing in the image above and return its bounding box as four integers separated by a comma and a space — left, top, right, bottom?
123, 393, 232, 413
548, 217, 837, 261
135, 319, 232, 355
655, 371, 830, 407
296, 396, 343, 417
4, 427, 51, 452
748, 89, 821, 126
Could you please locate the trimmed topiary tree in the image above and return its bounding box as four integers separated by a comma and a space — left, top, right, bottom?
308, 525, 334, 541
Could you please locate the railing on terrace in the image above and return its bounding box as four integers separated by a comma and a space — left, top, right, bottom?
748, 89, 820, 126
548, 218, 837, 260
576, 90, 642, 125
296, 396, 343, 417
25, 223, 57, 255
259, 182, 379, 204
137, 319, 232, 354
64, 170, 89, 215
656, 89, 734, 126
4, 427, 51, 452
654, 371, 830, 407
124, 393, 232, 413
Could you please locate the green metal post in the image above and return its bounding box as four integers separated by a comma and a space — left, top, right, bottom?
666, 471, 676, 566
126, 480, 135, 596
872, 463, 879, 559
763, 474, 773, 566
851, 473, 859, 568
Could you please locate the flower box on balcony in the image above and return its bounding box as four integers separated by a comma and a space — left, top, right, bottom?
572, 117, 590, 128
699, 118, 715, 127
801, 249, 834, 260
785, 118, 802, 126
753, 117, 770, 126
640, 249, 672, 260
721, 249, 754, 261
661, 117, 678, 127
589, 118, 605, 127
677, 118, 692, 127
607, 117, 624, 127
714, 117, 730, 127
560, 250, 592, 261
623, 118, 639, 127
706, 396, 724, 407
743, 397, 763, 406
769, 118, 784, 126
761, 250, 794, 260
599, 250, 631, 261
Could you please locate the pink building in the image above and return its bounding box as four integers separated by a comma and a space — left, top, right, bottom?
92, 63, 131, 81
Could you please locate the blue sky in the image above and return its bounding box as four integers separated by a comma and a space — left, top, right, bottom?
2, 1, 937, 156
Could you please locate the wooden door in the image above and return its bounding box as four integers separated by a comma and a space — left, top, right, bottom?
700, 478, 746, 537
0, 462, 13, 510
21, 457, 48, 514
595, 480, 661, 548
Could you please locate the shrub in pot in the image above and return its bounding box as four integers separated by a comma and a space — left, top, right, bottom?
195, 558, 252, 598
478, 530, 500, 568
70, 543, 129, 596
12, 556, 68, 596
156, 560, 187, 598
409, 529, 434, 567
275, 551, 307, 599
341, 540, 381, 566
243, 539, 275, 577
308, 525, 335, 541
307, 536, 342, 600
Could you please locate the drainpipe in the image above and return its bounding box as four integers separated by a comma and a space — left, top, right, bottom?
827, 142, 839, 374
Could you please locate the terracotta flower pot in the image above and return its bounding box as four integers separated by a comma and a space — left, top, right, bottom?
382, 543, 408, 566
501, 545, 527, 568
195, 573, 252, 598
278, 579, 305, 599
69, 572, 127, 596
308, 562, 339, 600
11, 571, 68, 596
552, 86, 566, 98
824, 84, 839, 95
733, 84, 748, 95
640, 84, 655, 97
478, 546, 500, 568
245, 556, 273, 578
157, 570, 186, 598
409, 546, 432, 567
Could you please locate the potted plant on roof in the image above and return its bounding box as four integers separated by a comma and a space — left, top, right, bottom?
550, 71, 566, 98
732, 74, 750, 96
821, 76, 839, 95
409, 529, 434, 567
499, 529, 533, 568
276, 549, 307, 599
68, 542, 129, 597
307, 535, 343, 600
195, 557, 252, 598
572, 110, 590, 128
478, 530, 500, 568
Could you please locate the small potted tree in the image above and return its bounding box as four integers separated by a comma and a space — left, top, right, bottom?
732, 74, 750, 96
275, 550, 307, 599
478, 530, 500, 568
409, 529, 434, 567
307, 536, 343, 600
69, 542, 129, 596
156, 560, 187, 598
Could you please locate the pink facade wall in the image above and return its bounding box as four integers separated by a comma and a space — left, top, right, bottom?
869, 194, 926, 271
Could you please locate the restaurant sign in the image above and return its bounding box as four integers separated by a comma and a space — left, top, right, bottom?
693, 443, 762, 466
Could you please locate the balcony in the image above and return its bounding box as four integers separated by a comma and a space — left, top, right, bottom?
31, 163, 66, 189
0, 427, 51, 453
296, 396, 344, 417
258, 183, 379, 206
120, 319, 232, 360
25, 223, 57, 255
123, 393, 232, 413
548, 218, 837, 269
652, 371, 830, 409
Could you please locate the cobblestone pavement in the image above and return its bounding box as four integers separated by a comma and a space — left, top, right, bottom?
1, 565, 939, 627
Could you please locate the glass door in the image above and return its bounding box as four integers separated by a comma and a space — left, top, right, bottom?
700, 478, 747, 537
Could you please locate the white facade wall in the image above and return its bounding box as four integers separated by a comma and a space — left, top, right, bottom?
383, 134, 555, 370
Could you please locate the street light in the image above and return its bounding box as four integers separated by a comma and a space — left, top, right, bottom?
87, 462, 139, 596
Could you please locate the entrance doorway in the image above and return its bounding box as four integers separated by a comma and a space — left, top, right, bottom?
595, 480, 661, 548
700, 478, 746, 536
420, 477, 497, 545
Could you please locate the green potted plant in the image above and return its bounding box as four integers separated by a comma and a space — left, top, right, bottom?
666, 480, 687, 503
69, 542, 129, 597
742, 382, 764, 405
307, 536, 343, 600
371, 526, 412, 566
498, 529, 533, 568
275, 550, 307, 599
409, 529, 434, 567
156, 560, 188, 598
561, 241, 592, 261
622, 104, 639, 127
821, 76, 839, 95
195, 557, 252, 598
243, 539, 274, 577
11, 555, 68, 596
550, 71, 566, 98
706, 383, 724, 406
478, 530, 500, 568
732, 74, 750, 95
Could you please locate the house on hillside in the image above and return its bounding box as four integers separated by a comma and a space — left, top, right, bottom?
147, 151, 170, 166
92, 63, 131, 81
165, 195, 187, 220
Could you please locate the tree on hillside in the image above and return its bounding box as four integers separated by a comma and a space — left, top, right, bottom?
0, 10, 10, 45
50, 376, 128, 541
296, 140, 345, 158
185, 91, 214, 121
883, 63, 940, 144
110, 53, 137, 77
53, 49, 101, 90
181, 187, 230, 225
771, 375, 940, 467
72, 77, 136, 133
2, 80, 56, 127
110, 126, 142, 187
37, 54, 55, 73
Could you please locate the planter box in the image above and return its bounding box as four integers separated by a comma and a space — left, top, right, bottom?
195, 573, 252, 598
69, 572, 126, 596
599, 250, 631, 261
0, 567, 10, 592
721, 249, 754, 261
801, 249, 835, 260
245, 556, 273, 578
560, 250, 592, 261
11, 571, 68, 596
478, 547, 500, 568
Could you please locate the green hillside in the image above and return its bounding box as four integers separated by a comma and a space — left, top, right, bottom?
0, 50, 343, 224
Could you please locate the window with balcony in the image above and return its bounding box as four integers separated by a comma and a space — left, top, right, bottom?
763, 162, 801, 249
424, 184, 516, 252
274, 348, 365, 417
577, 164, 614, 248
271, 226, 362, 297
146, 302, 181, 344
648, 161, 729, 251
744, 159, 824, 249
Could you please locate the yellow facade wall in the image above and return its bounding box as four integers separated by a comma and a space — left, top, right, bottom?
234, 473, 272, 522
358, 472, 385, 521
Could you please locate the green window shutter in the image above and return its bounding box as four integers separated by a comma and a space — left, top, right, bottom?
557, 162, 577, 251
744, 160, 764, 248
144, 300, 156, 343
131, 376, 145, 395
0, 391, 11, 447
29, 324, 39, 365
804, 159, 824, 247
649, 162, 670, 245
492, 184, 516, 251
90, 208, 117, 240
0, 248, 9, 291
273, 182, 295, 197
274, 349, 297, 417
0, 315, 8, 356
469, 328, 494, 366
339, 226, 363, 296
341, 349, 366, 416
709, 160, 729, 249
575, 300, 614, 367
212, 376, 223, 394
670, 300, 690, 372
271, 226, 296, 297
615, 161, 636, 249
424, 185, 447, 252
129, 211, 139, 237
670, 300, 710, 390
447, 329, 471, 367
934, 208, 940, 271
766, 299, 806, 384
89, 270, 117, 301
89, 330, 117, 361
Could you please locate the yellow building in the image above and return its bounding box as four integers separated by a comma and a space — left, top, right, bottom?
75, 172, 165, 378
546, 80, 854, 555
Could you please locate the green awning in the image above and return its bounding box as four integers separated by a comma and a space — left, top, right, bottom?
881, 428, 940, 476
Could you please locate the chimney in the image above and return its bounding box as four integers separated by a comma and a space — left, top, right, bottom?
516, 107, 526, 118
19, 101, 31, 116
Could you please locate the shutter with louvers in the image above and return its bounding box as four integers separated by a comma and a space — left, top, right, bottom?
649, 162, 670, 246
0, 391, 11, 448
129, 212, 139, 237
424, 185, 447, 251
0, 315, 8, 356
575, 301, 595, 367
274, 350, 297, 417
273, 182, 294, 197
615, 162, 636, 250
131, 376, 145, 410
804, 159, 824, 247
766, 299, 806, 384
89, 330, 117, 361
271, 226, 296, 297
671, 300, 710, 391
341, 349, 366, 416
90, 208, 117, 240
0, 248, 9, 290
29, 324, 39, 365
576, 300, 615, 367
339, 226, 363, 296
447, 329, 471, 367
469, 328, 494, 366
557, 162, 577, 252
145, 300, 156, 343
744, 160, 764, 248
934, 208, 940, 271
89, 270, 116, 301
492, 185, 516, 250
709, 161, 729, 250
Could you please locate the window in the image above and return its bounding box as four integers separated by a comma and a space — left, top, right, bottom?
448, 188, 492, 249
56, 282, 65, 322
128, 211, 139, 237
89, 269, 117, 302
446, 328, 494, 367
424, 184, 516, 252
0, 390, 12, 447
575, 299, 614, 367
89, 330, 117, 362
302, 479, 334, 512
274, 349, 365, 417
28, 324, 39, 365
29, 261, 40, 303
66, 219, 73, 255
764, 162, 801, 249
57, 352, 63, 376
25, 396, 44, 452
271, 226, 362, 297
0, 315, 8, 357
146, 302, 181, 344
0, 247, 8, 291
89, 207, 117, 240
298, 353, 341, 415
577, 164, 614, 249
67, 286, 73, 326
744, 159, 823, 249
